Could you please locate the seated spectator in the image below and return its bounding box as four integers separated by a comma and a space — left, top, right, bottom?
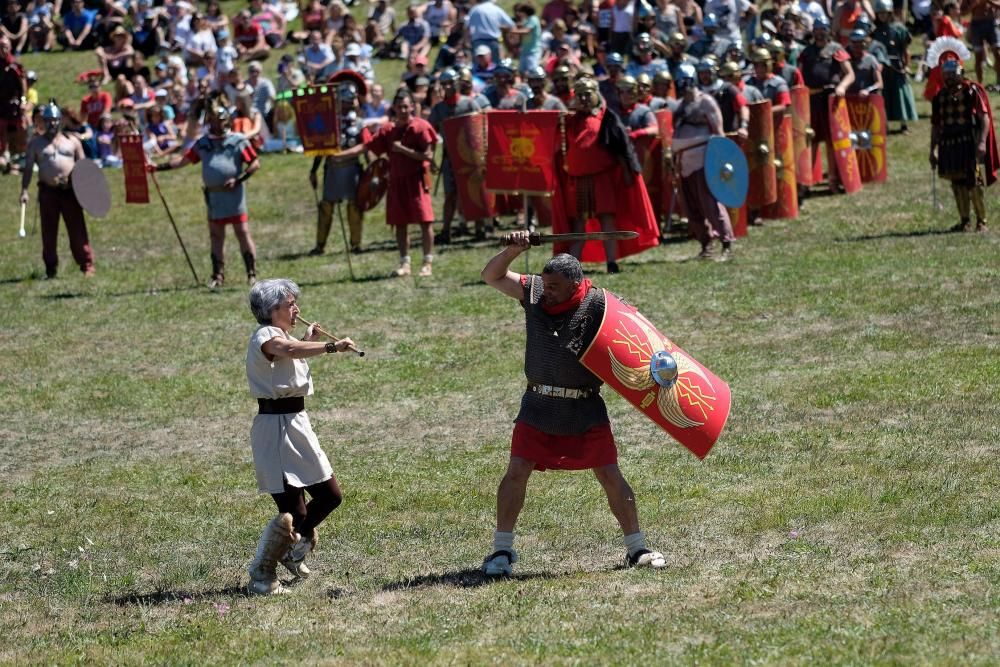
542, 0, 571, 26
362, 82, 389, 127
401, 53, 430, 87
342, 41, 374, 82
152, 87, 175, 120
233, 9, 269, 61
95, 112, 121, 167
58, 0, 98, 51
80, 75, 112, 127
96, 25, 133, 83
170, 1, 195, 50
61, 106, 97, 157
92, 0, 127, 47
27, 0, 55, 53
366, 0, 395, 51
195, 51, 221, 90
396, 4, 431, 61
131, 9, 162, 57
303, 29, 337, 82
1, 1, 27, 55
471, 43, 495, 81
222, 67, 253, 105
232, 89, 263, 147
216, 29, 238, 73
203, 0, 228, 37
246, 60, 275, 129
423, 0, 456, 44
184, 13, 217, 66
299, 0, 325, 36
127, 73, 156, 118
143, 103, 179, 155
338, 13, 364, 46
249, 0, 284, 49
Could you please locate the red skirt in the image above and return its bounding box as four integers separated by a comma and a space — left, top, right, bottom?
511, 421, 618, 471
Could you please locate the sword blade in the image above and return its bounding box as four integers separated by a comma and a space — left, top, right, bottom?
500, 231, 639, 245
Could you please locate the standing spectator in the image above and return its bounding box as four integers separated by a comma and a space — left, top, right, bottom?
396, 4, 431, 61
58, 0, 97, 50
1, 1, 27, 55
511, 2, 542, 72
247, 61, 275, 130
79, 75, 112, 127
467, 0, 514, 63
608, 0, 634, 55
362, 82, 389, 127
233, 10, 270, 61
423, 0, 456, 43
143, 103, 179, 155
303, 30, 337, 82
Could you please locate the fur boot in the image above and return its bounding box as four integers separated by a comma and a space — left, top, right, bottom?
248, 513, 295, 595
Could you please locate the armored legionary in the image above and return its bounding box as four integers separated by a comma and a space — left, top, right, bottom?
626, 32, 669, 79
929, 58, 999, 233
478, 239, 667, 576
483, 59, 529, 110
846, 29, 883, 96
617, 75, 658, 165
308, 79, 371, 256
648, 69, 677, 112
745, 48, 791, 112
525, 66, 567, 111
698, 58, 749, 136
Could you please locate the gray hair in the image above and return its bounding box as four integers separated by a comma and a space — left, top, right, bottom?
542, 253, 584, 283
248, 278, 300, 324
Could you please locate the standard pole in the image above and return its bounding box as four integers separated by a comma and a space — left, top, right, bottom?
335, 202, 356, 281
150, 171, 201, 286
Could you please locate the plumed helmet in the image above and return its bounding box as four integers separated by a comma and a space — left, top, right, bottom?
526, 65, 548, 81
606, 52, 625, 68
653, 69, 673, 84
703, 13, 718, 29
750, 47, 772, 63
720, 61, 742, 78
439, 68, 459, 84
695, 57, 718, 73
636, 72, 652, 88
874, 0, 893, 13
616, 74, 638, 91
41, 99, 62, 120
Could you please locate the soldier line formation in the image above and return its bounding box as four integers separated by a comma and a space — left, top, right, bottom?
9, 0, 998, 284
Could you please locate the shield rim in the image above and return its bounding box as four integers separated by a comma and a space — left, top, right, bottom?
71, 158, 111, 218
705, 136, 749, 208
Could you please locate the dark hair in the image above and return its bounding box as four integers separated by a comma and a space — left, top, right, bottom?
516, 2, 536, 15
393, 87, 415, 105
542, 253, 584, 283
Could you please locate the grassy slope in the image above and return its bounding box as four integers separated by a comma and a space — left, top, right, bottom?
0, 22, 998, 666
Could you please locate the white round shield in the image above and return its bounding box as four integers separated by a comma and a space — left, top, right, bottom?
71, 158, 111, 219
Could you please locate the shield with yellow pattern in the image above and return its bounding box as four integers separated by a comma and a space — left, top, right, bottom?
761, 112, 798, 220
745, 100, 777, 209
579, 291, 731, 458
845, 94, 888, 183
828, 96, 862, 194
442, 113, 497, 220
790, 86, 815, 187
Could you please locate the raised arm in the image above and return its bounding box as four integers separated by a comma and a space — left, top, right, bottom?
481, 229, 531, 299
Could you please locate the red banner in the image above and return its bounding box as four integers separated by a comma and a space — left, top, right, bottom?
120, 133, 149, 204
291, 87, 340, 156
442, 113, 496, 220
485, 110, 560, 195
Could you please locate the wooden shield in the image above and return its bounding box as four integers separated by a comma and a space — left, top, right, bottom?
442, 113, 497, 220
828, 96, 862, 194
761, 112, 798, 219
790, 86, 815, 187
745, 100, 777, 209
579, 291, 732, 459
355, 157, 389, 212
845, 94, 888, 183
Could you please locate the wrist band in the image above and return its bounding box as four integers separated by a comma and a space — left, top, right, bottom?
325, 341, 337, 353
237, 171, 252, 184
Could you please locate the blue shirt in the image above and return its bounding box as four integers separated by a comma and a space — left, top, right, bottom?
398, 18, 430, 45
467, 2, 514, 41
63, 8, 96, 36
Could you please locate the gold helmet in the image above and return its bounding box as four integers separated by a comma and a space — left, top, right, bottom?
636, 72, 653, 89
670, 32, 687, 48
552, 64, 572, 81
653, 69, 673, 84
616, 74, 638, 92
750, 47, 772, 64
573, 76, 602, 110
720, 61, 742, 79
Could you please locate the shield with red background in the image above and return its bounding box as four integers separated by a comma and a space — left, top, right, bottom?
828, 96, 862, 194
845, 94, 888, 183
790, 86, 816, 187
652, 109, 675, 219
442, 113, 497, 220
724, 133, 748, 238
761, 112, 798, 219
745, 100, 777, 209
579, 291, 731, 458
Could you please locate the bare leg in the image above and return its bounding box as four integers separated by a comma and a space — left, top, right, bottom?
420, 221, 434, 258
568, 216, 586, 258
975, 50, 985, 84
209, 220, 225, 264
233, 221, 256, 257
496, 456, 535, 532
395, 223, 409, 258
593, 464, 640, 535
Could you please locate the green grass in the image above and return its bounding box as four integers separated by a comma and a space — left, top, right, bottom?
0, 33, 998, 666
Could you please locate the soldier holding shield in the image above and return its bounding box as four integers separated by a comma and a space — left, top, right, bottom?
479, 233, 667, 575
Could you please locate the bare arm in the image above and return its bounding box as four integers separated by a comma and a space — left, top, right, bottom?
262, 327, 353, 358
481, 230, 531, 299
391, 140, 432, 162
835, 60, 854, 96
20, 140, 35, 203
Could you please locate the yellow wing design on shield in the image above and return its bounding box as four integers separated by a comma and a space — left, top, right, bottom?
656, 349, 709, 428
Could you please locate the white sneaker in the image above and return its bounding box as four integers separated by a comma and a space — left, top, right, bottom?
627, 549, 667, 569
482, 549, 518, 576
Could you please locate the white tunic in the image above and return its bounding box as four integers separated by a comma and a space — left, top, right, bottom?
246, 325, 333, 494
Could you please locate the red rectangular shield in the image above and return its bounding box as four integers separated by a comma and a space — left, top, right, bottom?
579, 291, 731, 458
845, 94, 888, 183
790, 86, 815, 187
120, 133, 149, 204
761, 112, 798, 219
485, 110, 560, 195
442, 113, 496, 220
745, 100, 777, 209
828, 96, 862, 194
291, 87, 340, 156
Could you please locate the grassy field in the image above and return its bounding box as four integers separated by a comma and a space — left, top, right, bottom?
0, 30, 998, 666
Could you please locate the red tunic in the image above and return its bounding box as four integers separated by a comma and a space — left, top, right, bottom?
366, 118, 438, 226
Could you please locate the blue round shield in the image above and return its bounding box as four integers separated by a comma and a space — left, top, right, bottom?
705, 136, 749, 208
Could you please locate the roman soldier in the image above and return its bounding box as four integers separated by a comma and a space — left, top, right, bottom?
666, 32, 694, 81
871, 0, 916, 133
698, 58, 749, 137
483, 59, 529, 110
626, 32, 668, 79
746, 48, 791, 112
765, 35, 805, 88
525, 66, 567, 111
308, 78, 371, 256
929, 58, 999, 232
649, 69, 677, 112
599, 52, 625, 116
617, 75, 658, 165
846, 29, 883, 96
552, 65, 574, 107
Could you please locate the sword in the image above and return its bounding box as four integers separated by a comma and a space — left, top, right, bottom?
500, 231, 639, 246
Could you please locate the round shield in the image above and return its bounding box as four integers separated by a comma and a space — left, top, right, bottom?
71, 158, 111, 218
704, 136, 749, 208
355, 157, 389, 213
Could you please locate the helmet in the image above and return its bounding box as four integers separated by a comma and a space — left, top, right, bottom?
526, 65, 547, 81
636, 0, 654, 18
616, 74, 638, 91
634, 32, 653, 54
695, 57, 718, 73
552, 65, 572, 80
439, 68, 458, 84
849, 28, 867, 43
573, 76, 602, 110
813, 15, 831, 31
653, 69, 673, 84
750, 47, 772, 64
338, 82, 358, 101
720, 61, 742, 78
41, 99, 61, 120
670, 32, 687, 48
494, 59, 515, 77
458, 66, 473, 83
205, 97, 232, 130
941, 59, 964, 77
874, 0, 893, 12
853, 14, 872, 33
703, 13, 718, 29
675, 63, 697, 91
765, 38, 785, 58
606, 52, 625, 69
636, 72, 652, 88
26, 70, 37, 82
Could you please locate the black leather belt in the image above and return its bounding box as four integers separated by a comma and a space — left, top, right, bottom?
527, 383, 599, 399
257, 397, 305, 414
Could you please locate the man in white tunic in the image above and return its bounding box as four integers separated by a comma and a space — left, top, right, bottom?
245, 278, 354, 595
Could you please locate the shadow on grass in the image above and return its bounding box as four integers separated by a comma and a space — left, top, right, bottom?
107, 584, 249, 606
838, 228, 956, 243
380, 568, 555, 591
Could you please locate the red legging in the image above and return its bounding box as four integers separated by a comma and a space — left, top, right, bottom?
271, 476, 343, 537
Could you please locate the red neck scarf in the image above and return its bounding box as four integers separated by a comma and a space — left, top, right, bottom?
542, 278, 592, 315
445, 93, 459, 106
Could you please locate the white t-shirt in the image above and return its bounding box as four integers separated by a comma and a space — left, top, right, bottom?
246, 326, 314, 399
611, 2, 633, 32
185, 28, 218, 57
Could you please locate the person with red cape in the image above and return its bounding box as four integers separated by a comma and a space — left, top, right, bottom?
929, 57, 999, 233
553, 76, 659, 274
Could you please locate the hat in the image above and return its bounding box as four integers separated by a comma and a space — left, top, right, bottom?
111, 25, 128, 37
414, 75, 430, 86
176, 0, 193, 10
248, 61, 262, 72
413, 54, 428, 66
26, 70, 37, 81
344, 42, 362, 57
217, 28, 229, 39
155, 88, 169, 98
474, 44, 491, 57
118, 98, 135, 108
155, 61, 167, 70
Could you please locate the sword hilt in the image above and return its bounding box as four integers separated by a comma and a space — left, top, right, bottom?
500, 232, 541, 246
